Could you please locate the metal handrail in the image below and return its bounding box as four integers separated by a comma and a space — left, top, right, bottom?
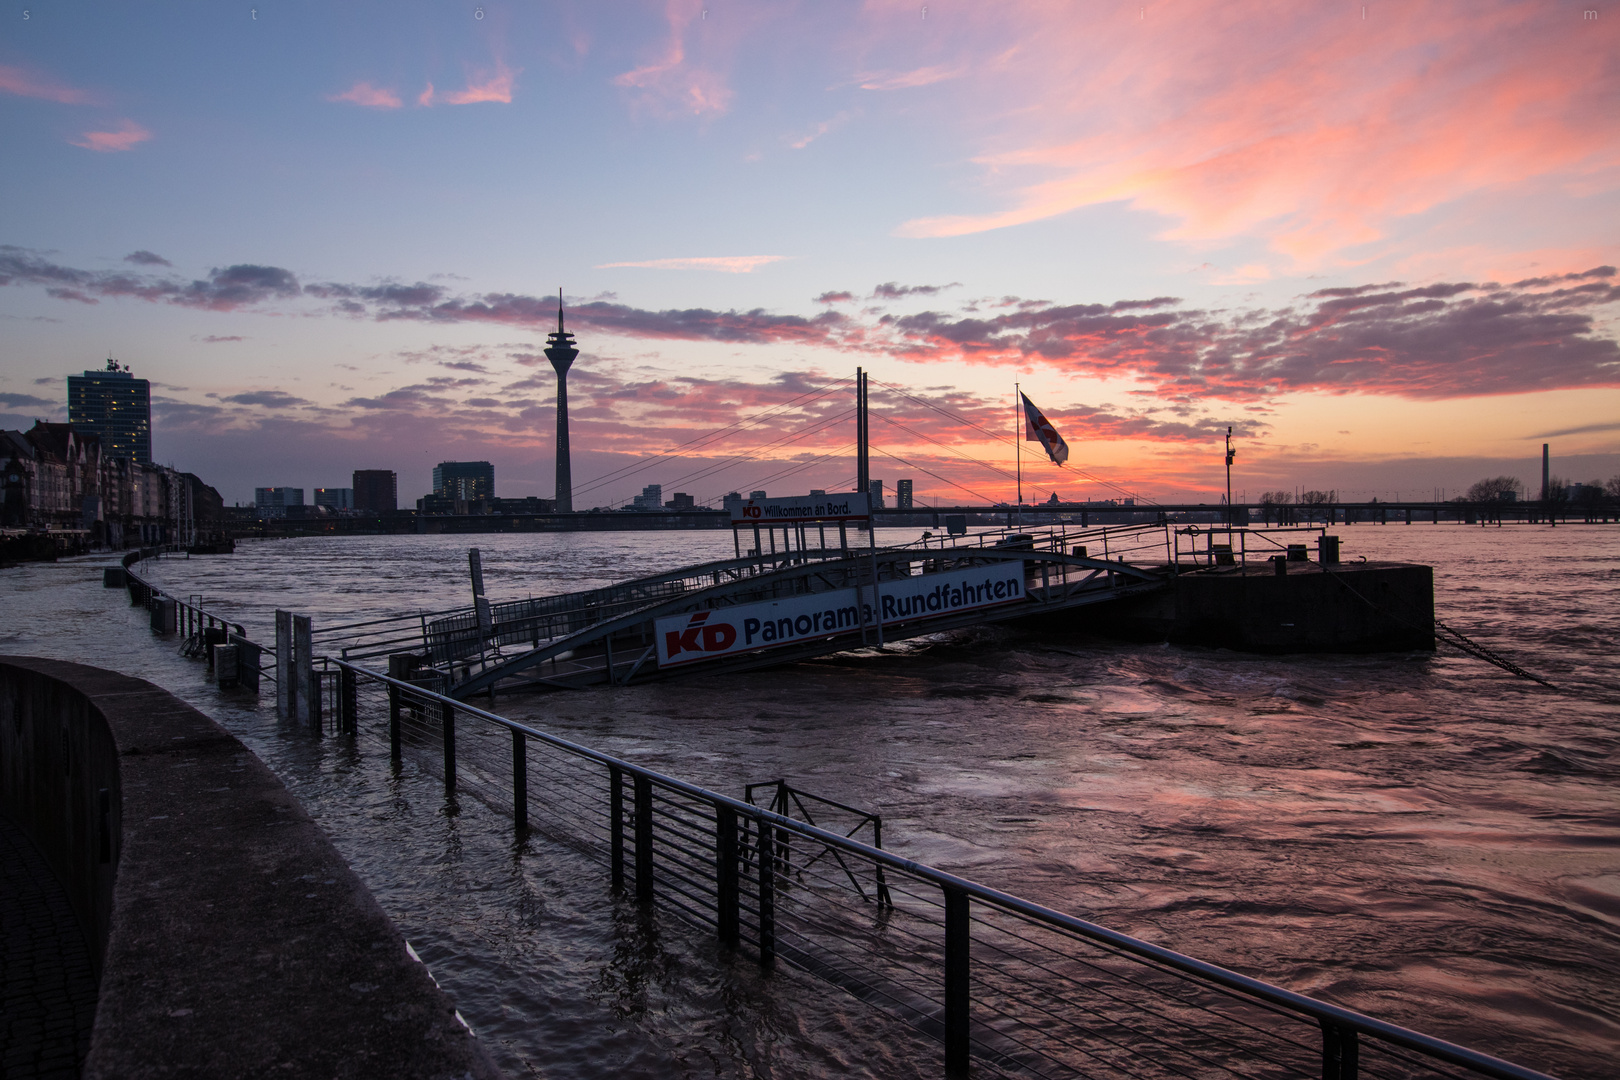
329, 654, 1559, 1080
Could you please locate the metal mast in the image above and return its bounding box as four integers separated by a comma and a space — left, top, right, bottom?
1015, 382, 1023, 507
1225, 426, 1235, 529
856, 368, 869, 499
545, 289, 579, 513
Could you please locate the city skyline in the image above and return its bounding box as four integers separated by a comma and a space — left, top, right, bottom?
2, 1, 1617, 505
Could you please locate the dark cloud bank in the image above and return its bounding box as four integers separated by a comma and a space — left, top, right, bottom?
3, 245, 1618, 401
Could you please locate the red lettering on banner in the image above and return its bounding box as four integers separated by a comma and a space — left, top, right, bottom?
701, 623, 737, 651
665, 627, 703, 656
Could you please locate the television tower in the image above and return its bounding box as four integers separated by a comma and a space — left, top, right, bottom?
545, 289, 579, 513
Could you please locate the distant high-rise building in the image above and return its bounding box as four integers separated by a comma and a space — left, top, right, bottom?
868, 479, 884, 508
809, 489, 826, 496
749, 490, 767, 501
722, 491, 744, 515
352, 469, 397, 513
255, 487, 304, 518
545, 291, 580, 513
314, 487, 353, 510
631, 483, 662, 510
896, 479, 913, 509
67, 357, 151, 465
432, 461, 494, 501
665, 492, 696, 511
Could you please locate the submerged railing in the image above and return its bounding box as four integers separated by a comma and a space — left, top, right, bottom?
307, 653, 1556, 1080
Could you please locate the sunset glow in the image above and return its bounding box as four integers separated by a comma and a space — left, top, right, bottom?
2, 0, 1616, 505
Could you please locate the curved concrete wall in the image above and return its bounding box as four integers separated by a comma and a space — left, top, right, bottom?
0, 656, 503, 1080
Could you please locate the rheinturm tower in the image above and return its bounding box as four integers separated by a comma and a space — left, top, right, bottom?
544, 289, 579, 513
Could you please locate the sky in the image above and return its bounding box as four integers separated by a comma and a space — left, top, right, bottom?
2, 0, 1618, 508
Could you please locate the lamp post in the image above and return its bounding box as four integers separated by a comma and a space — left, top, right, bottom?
1225, 426, 1235, 530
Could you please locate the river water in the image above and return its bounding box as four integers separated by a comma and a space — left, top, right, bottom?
4, 523, 1617, 1079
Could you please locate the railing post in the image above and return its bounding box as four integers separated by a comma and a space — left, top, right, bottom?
386, 653, 413, 762
512, 729, 528, 831
338, 665, 357, 734
275, 610, 292, 720
716, 807, 739, 947
944, 886, 971, 1079
609, 767, 625, 892
293, 614, 314, 731
1322, 1022, 1359, 1080
441, 698, 456, 793
757, 819, 775, 969
634, 775, 654, 902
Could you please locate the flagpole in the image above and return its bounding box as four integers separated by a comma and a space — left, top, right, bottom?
1015, 382, 1023, 509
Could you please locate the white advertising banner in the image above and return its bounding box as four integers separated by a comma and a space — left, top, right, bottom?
655, 561, 1026, 668
731, 492, 869, 525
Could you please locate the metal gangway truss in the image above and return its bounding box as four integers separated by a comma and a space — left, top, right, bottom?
312, 520, 1333, 700
448, 526, 1167, 697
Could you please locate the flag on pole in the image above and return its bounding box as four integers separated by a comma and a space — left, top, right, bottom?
1020, 393, 1069, 466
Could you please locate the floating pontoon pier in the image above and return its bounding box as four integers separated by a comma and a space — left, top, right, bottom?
312, 501, 1434, 699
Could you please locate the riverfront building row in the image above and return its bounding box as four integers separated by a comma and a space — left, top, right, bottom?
1, 421, 223, 550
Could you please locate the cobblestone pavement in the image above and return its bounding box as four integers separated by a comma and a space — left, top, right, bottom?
1, 812, 97, 1080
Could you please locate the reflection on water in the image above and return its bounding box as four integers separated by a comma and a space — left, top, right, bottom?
5, 524, 1617, 1079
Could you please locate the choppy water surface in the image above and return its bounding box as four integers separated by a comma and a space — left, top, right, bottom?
5, 523, 1618, 1079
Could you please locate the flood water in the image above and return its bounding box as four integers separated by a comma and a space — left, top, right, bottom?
4, 523, 1617, 1079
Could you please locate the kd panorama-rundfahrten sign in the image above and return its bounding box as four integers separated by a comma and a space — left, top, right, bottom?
731, 492, 869, 525
655, 562, 1026, 668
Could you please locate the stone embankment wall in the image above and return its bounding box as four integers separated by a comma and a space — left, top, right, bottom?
0, 656, 503, 1079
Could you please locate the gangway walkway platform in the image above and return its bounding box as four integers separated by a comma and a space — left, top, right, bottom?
313, 521, 1330, 700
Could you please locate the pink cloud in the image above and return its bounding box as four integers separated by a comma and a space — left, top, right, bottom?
70, 120, 152, 153
884, 1, 1620, 271
327, 82, 402, 109
613, 0, 733, 117
857, 64, 967, 92
439, 63, 516, 105
0, 63, 97, 104
7, 246, 1618, 403
417, 82, 436, 107
594, 256, 790, 274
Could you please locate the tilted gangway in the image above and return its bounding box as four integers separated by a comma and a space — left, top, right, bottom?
320, 523, 1175, 699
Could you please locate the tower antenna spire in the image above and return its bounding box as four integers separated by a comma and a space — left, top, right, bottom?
558, 287, 565, 333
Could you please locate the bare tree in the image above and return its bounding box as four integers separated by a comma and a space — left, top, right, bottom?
1464, 476, 1521, 502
